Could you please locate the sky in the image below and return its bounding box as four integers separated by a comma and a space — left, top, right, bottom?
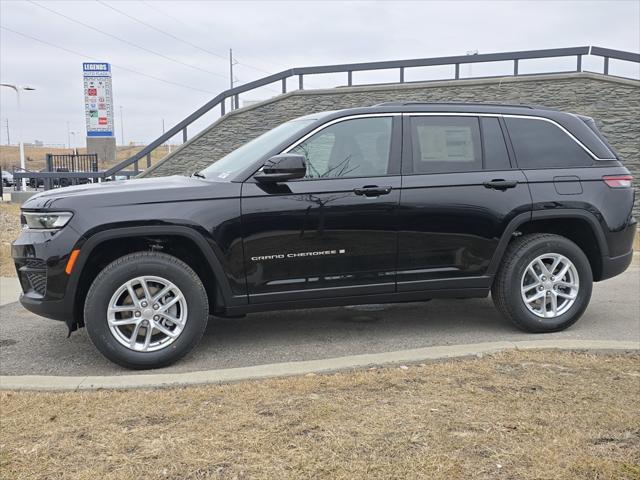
1, 0, 639, 148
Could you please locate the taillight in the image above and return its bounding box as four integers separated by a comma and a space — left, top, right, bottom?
602, 175, 633, 188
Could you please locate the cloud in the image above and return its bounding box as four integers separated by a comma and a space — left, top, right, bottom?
1, 0, 638, 148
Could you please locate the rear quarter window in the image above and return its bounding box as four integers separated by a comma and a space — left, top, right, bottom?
505, 117, 594, 169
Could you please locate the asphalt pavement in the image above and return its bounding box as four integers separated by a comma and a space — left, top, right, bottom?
1, 264, 638, 377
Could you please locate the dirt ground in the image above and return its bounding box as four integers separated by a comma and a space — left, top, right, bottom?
0, 203, 20, 276
1, 350, 638, 480
0, 145, 173, 172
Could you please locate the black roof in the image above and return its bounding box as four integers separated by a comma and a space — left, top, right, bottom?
365, 101, 558, 115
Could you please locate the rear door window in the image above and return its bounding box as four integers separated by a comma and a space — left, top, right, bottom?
408, 116, 482, 174
505, 117, 594, 168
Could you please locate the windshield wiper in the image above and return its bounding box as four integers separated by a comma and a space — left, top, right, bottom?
192, 171, 206, 179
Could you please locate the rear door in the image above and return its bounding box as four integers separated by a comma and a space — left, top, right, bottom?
241, 114, 402, 303
396, 114, 531, 292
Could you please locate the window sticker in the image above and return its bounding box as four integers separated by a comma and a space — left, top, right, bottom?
417, 126, 474, 162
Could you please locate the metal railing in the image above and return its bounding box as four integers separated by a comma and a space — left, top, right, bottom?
13, 45, 640, 189
46, 153, 98, 173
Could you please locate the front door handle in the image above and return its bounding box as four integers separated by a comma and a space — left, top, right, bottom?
483, 179, 518, 191
354, 185, 392, 197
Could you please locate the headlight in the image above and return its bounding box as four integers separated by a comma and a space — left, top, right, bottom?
22, 211, 73, 230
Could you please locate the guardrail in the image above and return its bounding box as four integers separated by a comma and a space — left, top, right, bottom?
12, 45, 640, 189
11, 167, 139, 191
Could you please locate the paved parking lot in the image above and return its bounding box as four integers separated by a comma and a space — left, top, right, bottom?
1, 264, 638, 377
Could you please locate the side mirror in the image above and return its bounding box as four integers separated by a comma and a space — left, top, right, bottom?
254, 154, 306, 183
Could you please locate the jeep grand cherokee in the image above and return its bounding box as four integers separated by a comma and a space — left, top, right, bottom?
12, 103, 636, 369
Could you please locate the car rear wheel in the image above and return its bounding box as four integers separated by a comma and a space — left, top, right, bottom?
491, 233, 592, 333
84, 251, 209, 369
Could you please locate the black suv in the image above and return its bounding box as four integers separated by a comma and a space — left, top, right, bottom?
12, 103, 636, 369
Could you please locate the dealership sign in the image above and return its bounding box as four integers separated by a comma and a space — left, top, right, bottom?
83, 63, 114, 137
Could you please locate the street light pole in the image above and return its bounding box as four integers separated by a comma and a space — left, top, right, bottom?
1, 83, 35, 190
162, 118, 171, 153
119, 106, 124, 146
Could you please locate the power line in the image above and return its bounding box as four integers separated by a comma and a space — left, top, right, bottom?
102, 0, 283, 94
97, 0, 229, 62
135, 0, 321, 91
0, 25, 216, 94
137, 0, 289, 78
27, 0, 229, 80
139, 1, 198, 32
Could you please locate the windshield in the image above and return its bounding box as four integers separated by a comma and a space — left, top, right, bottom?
199, 118, 317, 180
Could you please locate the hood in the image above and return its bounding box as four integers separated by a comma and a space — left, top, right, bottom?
22, 175, 241, 210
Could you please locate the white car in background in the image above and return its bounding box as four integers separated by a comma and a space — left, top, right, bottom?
2, 170, 14, 186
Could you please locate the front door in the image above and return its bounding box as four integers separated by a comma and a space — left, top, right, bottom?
241, 115, 402, 303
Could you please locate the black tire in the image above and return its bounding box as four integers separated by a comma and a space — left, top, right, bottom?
491, 233, 592, 333
84, 251, 209, 369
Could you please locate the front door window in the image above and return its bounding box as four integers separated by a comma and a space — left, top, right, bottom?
291, 117, 393, 179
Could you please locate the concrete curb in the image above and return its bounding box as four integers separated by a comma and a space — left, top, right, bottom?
1, 339, 637, 391
0, 277, 22, 306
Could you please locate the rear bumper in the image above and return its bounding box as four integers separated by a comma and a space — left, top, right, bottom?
599, 250, 634, 281
599, 221, 636, 281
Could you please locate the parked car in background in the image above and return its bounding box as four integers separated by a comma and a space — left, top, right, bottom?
2, 170, 14, 186
28, 170, 45, 189
12, 102, 636, 369
104, 174, 130, 182
28, 168, 94, 189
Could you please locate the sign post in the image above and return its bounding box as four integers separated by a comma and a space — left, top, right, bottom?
83, 63, 116, 166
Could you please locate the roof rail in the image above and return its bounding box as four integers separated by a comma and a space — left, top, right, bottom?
372, 101, 538, 109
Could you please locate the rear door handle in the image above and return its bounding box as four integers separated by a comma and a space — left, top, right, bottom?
353, 185, 392, 197
483, 179, 518, 191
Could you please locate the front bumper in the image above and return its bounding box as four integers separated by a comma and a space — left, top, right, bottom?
11, 227, 81, 323
19, 295, 71, 322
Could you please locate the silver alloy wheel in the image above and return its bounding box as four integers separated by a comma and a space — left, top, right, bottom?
107, 276, 188, 352
520, 253, 579, 319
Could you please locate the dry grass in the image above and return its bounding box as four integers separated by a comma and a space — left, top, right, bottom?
1, 350, 639, 480
0, 203, 20, 277
0, 145, 173, 172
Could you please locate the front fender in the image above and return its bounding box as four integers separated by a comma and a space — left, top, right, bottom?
69, 225, 247, 320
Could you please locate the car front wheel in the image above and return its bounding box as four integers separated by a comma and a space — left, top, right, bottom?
84, 251, 209, 369
492, 233, 593, 333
